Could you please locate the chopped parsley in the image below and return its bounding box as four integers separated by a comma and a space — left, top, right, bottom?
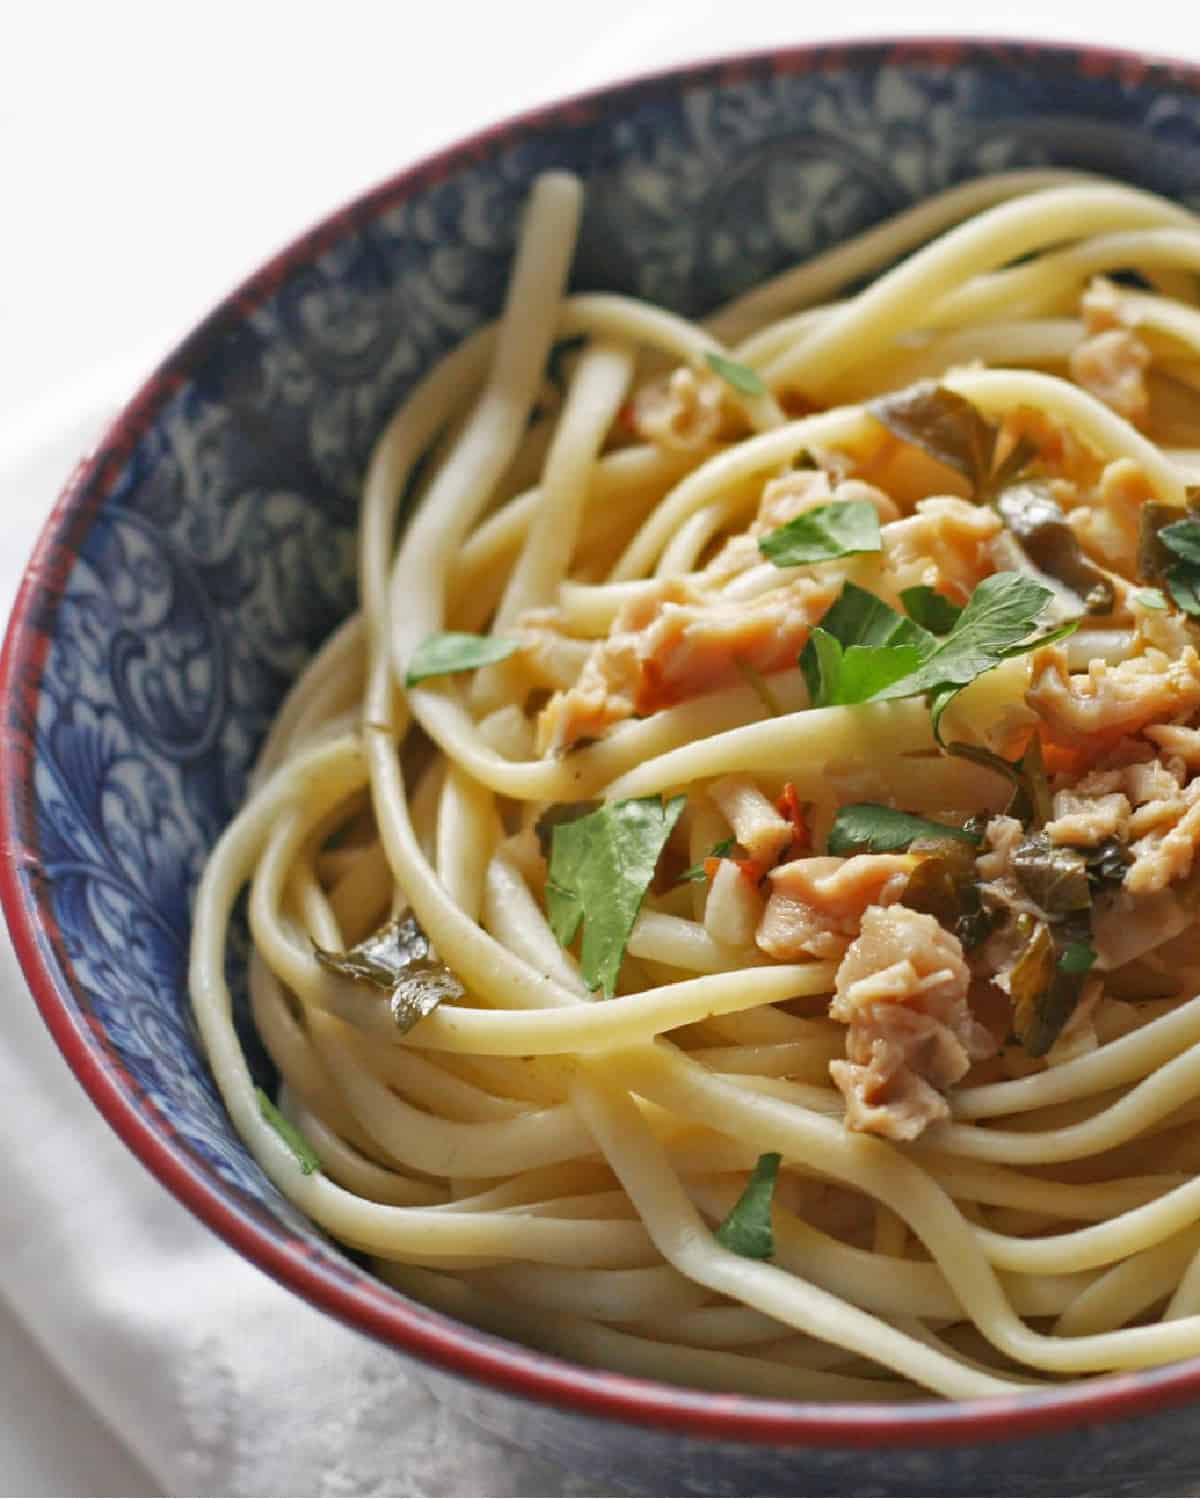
256, 1088, 321, 1175
705, 351, 767, 397
545, 795, 686, 997
802, 573, 1072, 735
827, 804, 981, 856
900, 585, 962, 635
715, 1152, 781, 1260
758, 499, 882, 568
405, 631, 522, 686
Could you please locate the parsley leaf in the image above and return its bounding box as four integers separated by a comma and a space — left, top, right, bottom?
800, 582, 933, 708
716, 1152, 781, 1260
758, 500, 882, 568
1055, 938, 1095, 992
406, 631, 521, 686
678, 837, 735, 884
705, 351, 767, 397
1154, 517, 1200, 617
801, 574, 1070, 734
546, 795, 686, 996
1160, 518, 1200, 566
901, 585, 962, 635
827, 804, 981, 856
256, 1088, 321, 1175
876, 572, 1075, 736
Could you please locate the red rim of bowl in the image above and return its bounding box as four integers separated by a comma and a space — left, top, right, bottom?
6, 32, 1200, 1452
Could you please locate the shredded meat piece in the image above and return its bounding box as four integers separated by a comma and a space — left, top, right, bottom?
1069, 329, 1151, 425
1066, 458, 1155, 578
708, 774, 793, 866
1045, 783, 1131, 847
828, 905, 995, 1141
756, 854, 914, 962
516, 609, 592, 690
631, 367, 725, 451
1026, 643, 1200, 748
535, 575, 836, 753
881, 496, 1002, 603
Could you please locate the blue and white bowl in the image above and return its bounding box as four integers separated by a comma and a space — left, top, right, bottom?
8, 38, 1200, 1496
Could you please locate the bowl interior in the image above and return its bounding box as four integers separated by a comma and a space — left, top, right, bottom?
11, 37, 1200, 1444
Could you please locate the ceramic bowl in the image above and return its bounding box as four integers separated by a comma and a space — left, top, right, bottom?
8, 37, 1200, 1497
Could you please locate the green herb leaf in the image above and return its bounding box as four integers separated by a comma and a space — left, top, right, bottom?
875, 572, 1073, 735
901, 585, 962, 635
1133, 587, 1169, 610
827, 804, 981, 856
1168, 567, 1200, 618
758, 500, 882, 567
256, 1088, 321, 1174
1160, 518, 1200, 567
313, 913, 464, 1033
715, 1152, 781, 1260
800, 582, 933, 708
1059, 939, 1097, 975
406, 631, 522, 686
678, 837, 736, 884
546, 795, 686, 996
705, 351, 767, 397
804, 631, 923, 708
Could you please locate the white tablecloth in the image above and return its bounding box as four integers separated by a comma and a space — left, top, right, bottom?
6, 2, 1200, 1493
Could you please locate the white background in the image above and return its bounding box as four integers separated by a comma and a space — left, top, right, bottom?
5, 1, 1200, 1493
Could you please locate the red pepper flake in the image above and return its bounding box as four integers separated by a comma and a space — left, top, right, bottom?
775, 782, 810, 853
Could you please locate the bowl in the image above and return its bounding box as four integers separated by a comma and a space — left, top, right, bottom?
9, 36, 1200, 1497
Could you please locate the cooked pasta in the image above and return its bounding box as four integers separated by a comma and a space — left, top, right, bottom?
191, 168, 1200, 1400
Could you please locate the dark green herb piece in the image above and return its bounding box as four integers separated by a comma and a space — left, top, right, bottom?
944, 733, 1052, 828
705, 352, 767, 397
1010, 836, 1091, 915
313, 913, 464, 1032
1085, 837, 1132, 891
758, 500, 882, 568
867, 382, 1037, 501
900, 836, 980, 929
406, 631, 521, 686
678, 837, 736, 884
901, 585, 962, 635
715, 1152, 781, 1260
256, 1088, 321, 1175
1059, 940, 1097, 975
995, 482, 1116, 615
1006, 915, 1092, 1057
546, 795, 686, 996
868, 382, 998, 494
827, 804, 980, 856
1136, 506, 1200, 616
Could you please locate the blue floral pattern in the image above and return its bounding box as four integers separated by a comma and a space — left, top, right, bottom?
11, 41, 1200, 1493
